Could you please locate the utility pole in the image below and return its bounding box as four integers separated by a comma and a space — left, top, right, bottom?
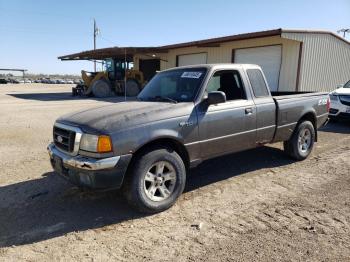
124, 48, 127, 101
93, 19, 99, 72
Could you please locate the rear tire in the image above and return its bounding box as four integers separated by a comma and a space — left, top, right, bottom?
284, 120, 315, 160
91, 79, 113, 97
124, 147, 186, 213
125, 79, 140, 97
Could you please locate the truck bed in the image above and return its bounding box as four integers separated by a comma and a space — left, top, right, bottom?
271, 91, 329, 143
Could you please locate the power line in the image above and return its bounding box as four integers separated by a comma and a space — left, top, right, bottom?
0, 7, 88, 21
0, 27, 91, 37
0, 25, 91, 36
99, 35, 118, 46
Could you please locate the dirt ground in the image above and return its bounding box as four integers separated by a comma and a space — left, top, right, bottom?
0, 84, 349, 261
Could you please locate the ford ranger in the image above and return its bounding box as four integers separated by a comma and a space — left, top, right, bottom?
48, 64, 329, 213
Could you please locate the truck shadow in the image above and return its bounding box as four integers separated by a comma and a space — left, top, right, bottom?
0, 146, 292, 247
8, 92, 136, 102
186, 146, 293, 192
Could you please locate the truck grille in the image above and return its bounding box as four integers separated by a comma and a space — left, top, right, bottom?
53, 126, 76, 153
339, 95, 350, 106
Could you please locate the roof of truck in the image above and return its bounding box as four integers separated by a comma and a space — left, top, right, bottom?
161, 63, 262, 72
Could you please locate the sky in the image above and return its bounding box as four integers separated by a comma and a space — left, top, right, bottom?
0, 0, 349, 75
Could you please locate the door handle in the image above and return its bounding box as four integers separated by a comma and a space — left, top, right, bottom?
245, 108, 253, 115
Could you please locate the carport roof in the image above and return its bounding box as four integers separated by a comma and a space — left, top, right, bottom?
58, 28, 349, 61
58, 47, 168, 61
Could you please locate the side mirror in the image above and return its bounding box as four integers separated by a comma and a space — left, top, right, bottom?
337, 84, 344, 89
207, 91, 226, 105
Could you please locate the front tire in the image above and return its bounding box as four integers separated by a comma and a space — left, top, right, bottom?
124, 147, 186, 213
284, 120, 315, 160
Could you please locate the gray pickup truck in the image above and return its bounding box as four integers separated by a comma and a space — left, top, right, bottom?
48, 64, 329, 213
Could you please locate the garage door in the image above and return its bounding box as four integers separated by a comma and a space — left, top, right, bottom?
177, 53, 207, 67
234, 45, 282, 91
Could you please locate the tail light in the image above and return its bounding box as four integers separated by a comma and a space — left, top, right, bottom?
326, 97, 330, 112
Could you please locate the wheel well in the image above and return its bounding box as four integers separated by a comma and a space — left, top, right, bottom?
298, 112, 317, 141
125, 138, 190, 175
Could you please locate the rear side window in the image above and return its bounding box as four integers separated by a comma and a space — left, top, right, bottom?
247, 69, 269, 97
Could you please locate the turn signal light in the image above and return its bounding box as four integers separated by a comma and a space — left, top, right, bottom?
97, 135, 112, 153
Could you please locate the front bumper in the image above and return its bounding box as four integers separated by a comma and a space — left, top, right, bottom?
47, 143, 132, 189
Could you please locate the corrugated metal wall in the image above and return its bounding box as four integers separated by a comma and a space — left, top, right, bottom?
282, 32, 350, 92
134, 36, 300, 91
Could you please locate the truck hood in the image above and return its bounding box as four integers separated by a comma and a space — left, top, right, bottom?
57, 101, 194, 133
331, 87, 350, 95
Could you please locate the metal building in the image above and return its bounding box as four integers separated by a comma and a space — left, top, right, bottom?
144, 29, 350, 92
60, 28, 350, 92
135, 29, 350, 91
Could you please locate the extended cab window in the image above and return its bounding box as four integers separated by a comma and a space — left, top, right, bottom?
247, 69, 270, 97
206, 70, 246, 101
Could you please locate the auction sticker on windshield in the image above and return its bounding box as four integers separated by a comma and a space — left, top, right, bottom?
181, 72, 202, 78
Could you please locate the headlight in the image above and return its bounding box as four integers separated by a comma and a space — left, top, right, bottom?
80, 134, 98, 152
80, 134, 112, 153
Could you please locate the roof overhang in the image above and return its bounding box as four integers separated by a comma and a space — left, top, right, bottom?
58, 29, 283, 61
58, 47, 168, 61
0, 68, 28, 72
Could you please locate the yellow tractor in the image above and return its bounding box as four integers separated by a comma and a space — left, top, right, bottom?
73, 58, 145, 97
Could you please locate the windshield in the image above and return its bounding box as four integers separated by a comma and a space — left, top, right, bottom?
138, 68, 207, 102
344, 80, 350, 88
104, 58, 114, 72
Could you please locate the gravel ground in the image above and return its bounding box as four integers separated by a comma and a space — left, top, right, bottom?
0, 84, 349, 261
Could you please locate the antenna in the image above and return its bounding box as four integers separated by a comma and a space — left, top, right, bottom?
337, 28, 350, 38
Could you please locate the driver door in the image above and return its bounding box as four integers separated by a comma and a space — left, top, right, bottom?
196, 69, 257, 158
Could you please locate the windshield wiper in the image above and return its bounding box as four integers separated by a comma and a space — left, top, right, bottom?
150, 96, 178, 103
